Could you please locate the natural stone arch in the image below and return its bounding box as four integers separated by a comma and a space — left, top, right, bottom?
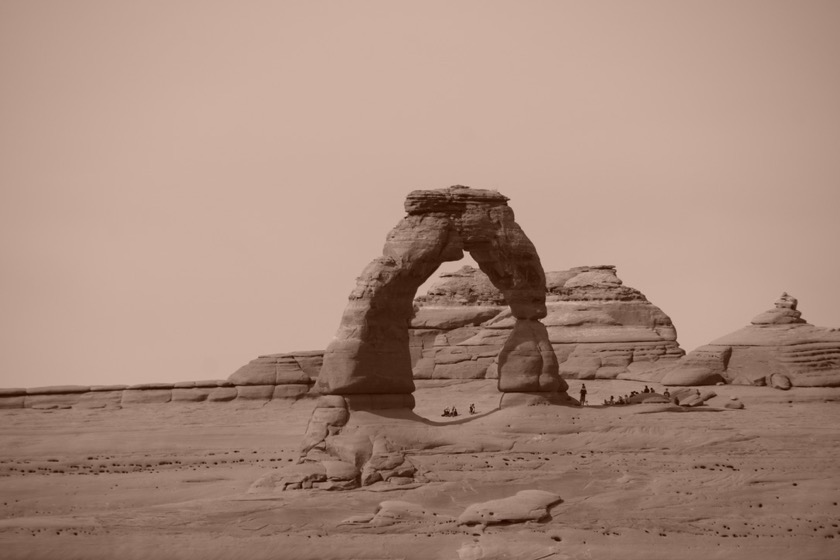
316, 186, 568, 407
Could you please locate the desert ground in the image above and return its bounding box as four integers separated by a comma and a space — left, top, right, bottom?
1, 379, 839, 560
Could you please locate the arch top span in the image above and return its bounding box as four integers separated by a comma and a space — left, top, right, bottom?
317, 186, 567, 402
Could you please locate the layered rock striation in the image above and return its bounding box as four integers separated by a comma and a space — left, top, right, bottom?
658, 293, 840, 387
410, 265, 684, 382
0, 351, 321, 410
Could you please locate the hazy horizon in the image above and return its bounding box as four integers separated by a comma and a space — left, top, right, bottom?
2, 1, 839, 388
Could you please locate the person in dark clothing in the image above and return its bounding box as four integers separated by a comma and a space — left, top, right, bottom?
579, 384, 587, 406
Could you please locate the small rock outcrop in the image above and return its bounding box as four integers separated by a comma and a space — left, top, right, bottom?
228, 351, 320, 399
458, 490, 563, 526
657, 294, 840, 387
410, 265, 684, 382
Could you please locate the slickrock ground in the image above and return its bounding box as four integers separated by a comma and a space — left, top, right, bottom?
1, 380, 839, 560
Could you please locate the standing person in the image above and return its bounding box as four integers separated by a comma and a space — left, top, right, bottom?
579, 384, 587, 406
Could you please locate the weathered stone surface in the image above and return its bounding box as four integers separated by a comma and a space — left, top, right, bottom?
626, 392, 670, 404
121, 389, 172, 405
292, 351, 324, 379
458, 490, 562, 526
207, 387, 238, 402
26, 385, 90, 395
498, 319, 563, 392
680, 390, 716, 407
343, 393, 416, 411
301, 397, 351, 457
171, 388, 211, 402
90, 385, 129, 392
248, 464, 326, 492
499, 391, 578, 408
235, 385, 274, 401
0, 396, 25, 409
322, 460, 360, 481
24, 393, 83, 408
76, 390, 123, 409
768, 373, 792, 390
659, 294, 840, 387
315, 186, 556, 403
410, 264, 683, 382
192, 380, 230, 388
229, 353, 314, 386
411, 306, 502, 330
659, 346, 731, 386
172, 381, 196, 388
661, 365, 726, 387
272, 384, 309, 400
0, 388, 26, 397
127, 383, 174, 390
367, 501, 446, 527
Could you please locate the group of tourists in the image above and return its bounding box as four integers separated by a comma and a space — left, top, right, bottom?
602, 385, 669, 405
442, 403, 477, 417
571, 383, 676, 407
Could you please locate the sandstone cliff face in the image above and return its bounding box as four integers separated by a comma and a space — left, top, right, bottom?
659, 293, 840, 387
410, 265, 684, 381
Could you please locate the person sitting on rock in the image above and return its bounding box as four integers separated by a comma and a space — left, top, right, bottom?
663, 389, 671, 399
442, 407, 450, 417
451, 406, 458, 417
609, 395, 615, 405
643, 385, 650, 393
617, 396, 625, 405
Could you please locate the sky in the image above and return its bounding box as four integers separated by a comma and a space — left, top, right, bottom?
1, 1, 839, 388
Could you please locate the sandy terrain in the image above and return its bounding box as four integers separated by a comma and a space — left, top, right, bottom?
1, 379, 839, 560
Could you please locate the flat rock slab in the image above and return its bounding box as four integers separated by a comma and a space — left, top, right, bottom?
369, 501, 451, 527
458, 489, 562, 526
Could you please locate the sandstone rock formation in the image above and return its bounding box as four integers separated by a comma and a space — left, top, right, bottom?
410, 264, 684, 382
297, 186, 573, 490
657, 293, 840, 387
0, 372, 312, 409
228, 351, 319, 399
316, 186, 568, 405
